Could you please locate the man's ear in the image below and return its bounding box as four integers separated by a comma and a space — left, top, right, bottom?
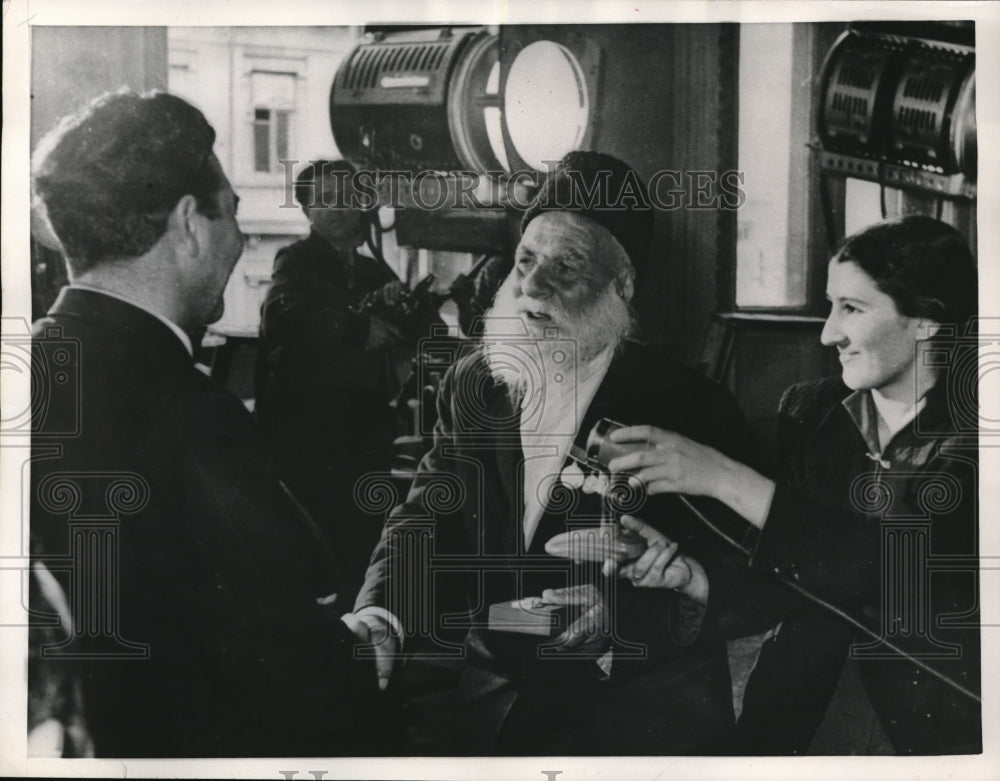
616, 268, 635, 303
168, 194, 202, 259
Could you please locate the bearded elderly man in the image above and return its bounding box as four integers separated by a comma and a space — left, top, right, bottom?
348, 152, 755, 755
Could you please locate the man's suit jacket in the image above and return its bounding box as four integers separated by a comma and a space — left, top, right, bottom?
356, 339, 756, 753
30, 288, 386, 757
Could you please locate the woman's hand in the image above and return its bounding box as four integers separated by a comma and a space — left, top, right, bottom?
607, 425, 776, 529
607, 425, 732, 499
616, 515, 709, 604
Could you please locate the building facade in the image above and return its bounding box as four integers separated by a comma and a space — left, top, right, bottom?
168, 26, 371, 337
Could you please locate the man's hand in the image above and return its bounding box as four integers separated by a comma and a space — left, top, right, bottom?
448, 273, 479, 334
358, 280, 411, 324
607, 425, 775, 528
616, 515, 709, 604
340, 612, 399, 691
376, 279, 410, 309
447, 272, 476, 308
541, 584, 611, 654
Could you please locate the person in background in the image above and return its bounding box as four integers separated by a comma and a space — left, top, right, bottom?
449, 253, 514, 337
254, 159, 438, 603
608, 216, 980, 755
29, 92, 390, 757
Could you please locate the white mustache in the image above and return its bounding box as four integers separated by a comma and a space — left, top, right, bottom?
483, 270, 634, 374
514, 293, 573, 320
518, 303, 557, 320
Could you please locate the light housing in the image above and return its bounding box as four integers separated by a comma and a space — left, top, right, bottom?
330, 27, 504, 172
816, 24, 976, 198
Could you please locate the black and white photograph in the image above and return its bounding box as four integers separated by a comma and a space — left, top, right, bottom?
1, 1, 997, 779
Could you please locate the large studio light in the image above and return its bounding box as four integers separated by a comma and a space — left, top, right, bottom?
817, 24, 976, 198
330, 27, 504, 173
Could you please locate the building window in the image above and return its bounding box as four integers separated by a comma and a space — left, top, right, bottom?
844, 178, 884, 237
733, 23, 846, 312
735, 24, 804, 309
253, 107, 291, 172
250, 70, 296, 174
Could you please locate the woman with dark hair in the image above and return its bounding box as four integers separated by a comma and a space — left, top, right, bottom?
607, 216, 980, 754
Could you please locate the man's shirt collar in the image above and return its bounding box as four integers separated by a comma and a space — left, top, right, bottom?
841, 387, 928, 463
68, 284, 193, 356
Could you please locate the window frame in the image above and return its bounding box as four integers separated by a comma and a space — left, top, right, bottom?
237, 55, 304, 187
252, 106, 293, 174
724, 22, 847, 318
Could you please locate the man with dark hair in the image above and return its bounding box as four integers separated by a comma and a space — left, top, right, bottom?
33, 91, 229, 270
255, 159, 437, 603
29, 91, 387, 757
348, 151, 755, 754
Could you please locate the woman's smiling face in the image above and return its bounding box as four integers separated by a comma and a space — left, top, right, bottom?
820, 259, 934, 402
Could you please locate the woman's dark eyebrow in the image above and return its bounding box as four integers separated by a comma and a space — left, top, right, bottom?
829, 294, 872, 306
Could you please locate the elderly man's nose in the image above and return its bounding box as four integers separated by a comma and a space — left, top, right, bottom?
521, 262, 554, 298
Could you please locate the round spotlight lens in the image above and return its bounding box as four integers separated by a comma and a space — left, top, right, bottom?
504, 41, 590, 171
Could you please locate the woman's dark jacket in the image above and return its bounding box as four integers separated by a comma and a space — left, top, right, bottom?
721, 376, 980, 755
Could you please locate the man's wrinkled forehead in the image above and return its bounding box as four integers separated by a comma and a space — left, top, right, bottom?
518, 211, 630, 271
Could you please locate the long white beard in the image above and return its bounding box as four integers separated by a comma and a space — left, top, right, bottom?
481, 271, 634, 406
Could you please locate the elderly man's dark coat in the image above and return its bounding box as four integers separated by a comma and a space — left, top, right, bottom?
356, 339, 756, 754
